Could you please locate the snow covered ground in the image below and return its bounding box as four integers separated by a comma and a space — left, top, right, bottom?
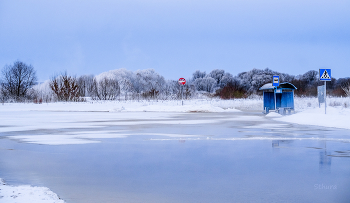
0, 96, 349, 127
274, 105, 350, 130
0, 99, 241, 112
267, 96, 350, 130
0, 179, 65, 203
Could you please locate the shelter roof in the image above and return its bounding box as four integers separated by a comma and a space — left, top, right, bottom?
259, 82, 297, 90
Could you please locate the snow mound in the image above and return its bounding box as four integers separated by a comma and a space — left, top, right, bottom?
274, 106, 350, 130
0, 179, 65, 203
265, 112, 282, 118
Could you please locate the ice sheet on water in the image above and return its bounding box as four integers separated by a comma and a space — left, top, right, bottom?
7, 132, 204, 145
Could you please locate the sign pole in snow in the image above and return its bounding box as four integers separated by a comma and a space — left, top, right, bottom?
272, 76, 280, 111
182, 86, 183, 105
324, 81, 326, 114
178, 78, 186, 106
319, 69, 331, 114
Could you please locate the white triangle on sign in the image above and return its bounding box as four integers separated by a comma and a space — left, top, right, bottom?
321, 70, 331, 79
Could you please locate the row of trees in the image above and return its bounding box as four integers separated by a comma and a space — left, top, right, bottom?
1, 60, 350, 102
215, 68, 350, 99
30, 68, 196, 102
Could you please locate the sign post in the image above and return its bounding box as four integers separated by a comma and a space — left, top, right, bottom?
317, 85, 325, 108
178, 78, 186, 106
272, 76, 280, 111
319, 69, 331, 114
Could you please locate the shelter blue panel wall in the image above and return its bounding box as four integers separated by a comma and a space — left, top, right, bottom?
263, 92, 275, 110
263, 91, 294, 111
280, 92, 294, 109
276, 93, 282, 108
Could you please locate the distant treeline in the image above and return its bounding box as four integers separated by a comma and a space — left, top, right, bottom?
1, 60, 349, 102
223, 68, 350, 98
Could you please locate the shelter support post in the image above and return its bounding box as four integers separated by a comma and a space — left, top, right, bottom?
274, 88, 277, 111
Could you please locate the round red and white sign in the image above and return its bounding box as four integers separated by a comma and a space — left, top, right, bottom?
178, 78, 186, 85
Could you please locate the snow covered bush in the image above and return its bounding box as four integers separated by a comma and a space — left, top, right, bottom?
49, 72, 81, 102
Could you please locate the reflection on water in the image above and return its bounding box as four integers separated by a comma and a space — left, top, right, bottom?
319, 150, 332, 173
272, 140, 333, 174
272, 140, 279, 148
319, 142, 332, 173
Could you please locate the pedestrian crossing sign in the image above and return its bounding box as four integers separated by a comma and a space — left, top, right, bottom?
319, 69, 331, 81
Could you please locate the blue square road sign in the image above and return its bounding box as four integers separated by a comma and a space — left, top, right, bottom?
319, 69, 331, 81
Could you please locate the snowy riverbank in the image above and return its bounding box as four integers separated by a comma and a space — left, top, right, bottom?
0, 179, 65, 203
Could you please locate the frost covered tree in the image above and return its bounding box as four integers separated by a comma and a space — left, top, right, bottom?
216, 78, 247, 99
183, 84, 196, 99
342, 82, 350, 97
77, 75, 95, 97
300, 70, 318, 85
91, 77, 120, 100
208, 69, 225, 85
192, 70, 206, 81
236, 68, 293, 94
95, 68, 167, 100
95, 68, 135, 100
135, 69, 165, 99
0, 61, 37, 101
194, 77, 216, 93
163, 80, 179, 99
31, 80, 55, 102
293, 70, 321, 96
220, 72, 234, 88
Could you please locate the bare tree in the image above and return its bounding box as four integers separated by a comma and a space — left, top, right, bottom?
49, 72, 80, 101
1, 61, 37, 101
0, 86, 8, 104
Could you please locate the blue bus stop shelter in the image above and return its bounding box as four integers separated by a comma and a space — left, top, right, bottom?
259, 82, 297, 114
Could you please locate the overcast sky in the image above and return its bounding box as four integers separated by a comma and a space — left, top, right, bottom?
0, 0, 349, 81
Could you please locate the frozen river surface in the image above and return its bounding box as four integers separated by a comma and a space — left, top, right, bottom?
0, 111, 350, 203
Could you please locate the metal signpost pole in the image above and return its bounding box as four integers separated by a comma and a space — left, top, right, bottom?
324, 81, 326, 114
182, 86, 183, 106
272, 75, 279, 112
178, 78, 186, 106
319, 69, 331, 115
